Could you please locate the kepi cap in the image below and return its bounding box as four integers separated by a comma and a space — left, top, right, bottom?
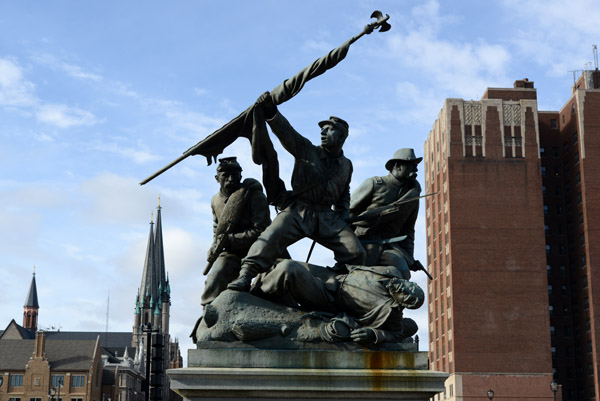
217, 157, 242, 172
318, 116, 349, 137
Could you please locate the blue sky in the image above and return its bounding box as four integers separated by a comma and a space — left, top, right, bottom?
1, 0, 599, 361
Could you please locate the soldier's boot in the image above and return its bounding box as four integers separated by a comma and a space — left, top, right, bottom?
227, 265, 257, 292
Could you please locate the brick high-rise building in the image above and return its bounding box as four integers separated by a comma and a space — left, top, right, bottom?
424, 70, 600, 400
537, 69, 600, 401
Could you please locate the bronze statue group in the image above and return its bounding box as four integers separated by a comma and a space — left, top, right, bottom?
198, 92, 426, 346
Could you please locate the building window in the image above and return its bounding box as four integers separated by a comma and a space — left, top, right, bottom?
544, 205, 549, 215
542, 186, 547, 196
30, 398, 42, 401
540, 146, 545, 156
9, 398, 21, 401
561, 285, 568, 295
585, 298, 589, 310
545, 224, 550, 235
541, 166, 546, 176
576, 172, 581, 184
550, 325, 555, 336
551, 119, 558, 129
10, 375, 23, 387
548, 285, 553, 295
547, 265, 552, 275
560, 265, 567, 275
577, 192, 582, 205
71, 398, 84, 401
546, 245, 551, 255
71, 375, 85, 388
551, 346, 557, 357
549, 305, 554, 316
51, 375, 64, 388
580, 233, 585, 246
557, 205, 563, 215
572, 104, 576, 115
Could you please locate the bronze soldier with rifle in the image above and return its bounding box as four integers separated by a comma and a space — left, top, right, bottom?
201, 157, 271, 305
349, 148, 428, 280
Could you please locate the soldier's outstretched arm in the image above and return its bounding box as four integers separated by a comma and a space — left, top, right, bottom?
257, 92, 313, 159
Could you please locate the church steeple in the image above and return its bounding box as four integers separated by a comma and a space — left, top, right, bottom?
23, 266, 39, 330
154, 198, 167, 301
133, 199, 171, 349
138, 213, 156, 326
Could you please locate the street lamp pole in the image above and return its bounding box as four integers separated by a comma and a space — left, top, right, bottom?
550, 380, 559, 401
56, 377, 63, 401
141, 323, 158, 401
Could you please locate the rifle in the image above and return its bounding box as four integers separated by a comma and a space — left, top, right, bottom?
204, 233, 229, 275
203, 182, 252, 275
348, 192, 438, 226
411, 260, 433, 280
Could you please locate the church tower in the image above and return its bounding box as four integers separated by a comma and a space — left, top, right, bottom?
132, 203, 170, 347
131, 200, 181, 401
23, 267, 39, 330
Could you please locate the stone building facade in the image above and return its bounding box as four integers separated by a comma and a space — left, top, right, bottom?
0, 202, 182, 401
0, 330, 103, 401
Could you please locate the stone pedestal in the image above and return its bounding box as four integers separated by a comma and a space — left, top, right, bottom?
168, 343, 447, 400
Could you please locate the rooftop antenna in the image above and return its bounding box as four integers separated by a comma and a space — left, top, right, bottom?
104, 291, 110, 347
593, 45, 598, 70
568, 70, 581, 86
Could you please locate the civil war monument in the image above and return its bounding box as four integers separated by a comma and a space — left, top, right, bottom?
141, 11, 447, 401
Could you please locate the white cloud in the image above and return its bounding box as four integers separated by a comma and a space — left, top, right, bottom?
501, 0, 600, 75
30, 53, 102, 82
163, 228, 202, 276
383, 0, 511, 99
394, 81, 446, 122
79, 172, 159, 224
301, 39, 335, 54
35, 132, 54, 142
2, 184, 72, 210
36, 103, 99, 128
88, 140, 161, 164
164, 109, 225, 139
0, 58, 37, 107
